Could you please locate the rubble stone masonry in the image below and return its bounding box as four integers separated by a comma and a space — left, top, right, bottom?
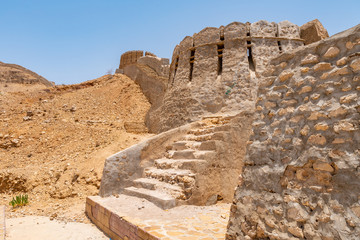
226, 24, 360, 239
154, 20, 304, 133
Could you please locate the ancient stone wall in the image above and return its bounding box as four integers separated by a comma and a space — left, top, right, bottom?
153, 20, 304, 133
226, 24, 360, 239
119, 50, 144, 70
137, 55, 170, 77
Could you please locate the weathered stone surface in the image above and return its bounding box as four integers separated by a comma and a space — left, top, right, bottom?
313, 161, 334, 173
301, 53, 319, 65
313, 62, 333, 72
323, 46, 340, 59
314, 122, 329, 131
119, 50, 144, 69
336, 57, 347, 66
350, 58, 360, 72
227, 23, 360, 240
279, 71, 294, 82
300, 19, 329, 45
307, 134, 327, 145
149, 20, 303, 133
278, 20, 303, 52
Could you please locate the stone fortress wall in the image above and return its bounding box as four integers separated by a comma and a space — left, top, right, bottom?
91, 19, 354, 240
118, 50, 144, 70
151, 20, 304, 133
226, 24, 360, 239
117, 50, 170, 77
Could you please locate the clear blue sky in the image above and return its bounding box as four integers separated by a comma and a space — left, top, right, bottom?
1, 0, 359, 85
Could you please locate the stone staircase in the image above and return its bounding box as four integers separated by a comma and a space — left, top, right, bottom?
123, 116, 232, 209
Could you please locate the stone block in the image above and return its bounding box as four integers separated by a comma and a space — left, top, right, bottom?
313, 62, 333, 72
124, 122, 148, 133
301, 54, 320, 65
324, 47, 340, 59
350, 58, 360, 72
300, 19, 329, 45
279, 71, 294, 82
313, 161, 334, 173
307, 134, 326, 145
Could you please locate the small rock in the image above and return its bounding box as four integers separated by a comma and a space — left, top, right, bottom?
50, 213, 57, 221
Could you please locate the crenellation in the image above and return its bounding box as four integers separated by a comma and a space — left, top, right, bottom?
251, 20, 279, 73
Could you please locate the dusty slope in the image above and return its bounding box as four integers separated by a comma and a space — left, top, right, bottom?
0, 74, 152, 222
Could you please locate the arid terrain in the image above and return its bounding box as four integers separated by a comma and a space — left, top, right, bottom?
0, 73, 152, 223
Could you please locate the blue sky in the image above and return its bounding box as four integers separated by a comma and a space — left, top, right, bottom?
1, 0, 359, 85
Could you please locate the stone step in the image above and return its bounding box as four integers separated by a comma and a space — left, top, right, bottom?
199, 140, 217, 151
187, 127, 216, 136
170, 149, 195, 159
123, 186, 176, 209
154, 158, 207, 170
185, 132, 225, 142
133, 178, 185, 199
170, 150, 216, 160
171, 141, 200, 151
144, 167, 195, 186
133, 178, 182, 191
171, 140, 217, 151
214, 124, 232, 132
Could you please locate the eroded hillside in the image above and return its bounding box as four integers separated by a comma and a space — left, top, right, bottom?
0, 61, 54, 87
0, 74, 152, 222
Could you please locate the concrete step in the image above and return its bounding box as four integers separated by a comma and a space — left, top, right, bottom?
144, 167, 195, 186
133, 178, 185, 199
154, 158, 207, 170
123, 186, 176, 209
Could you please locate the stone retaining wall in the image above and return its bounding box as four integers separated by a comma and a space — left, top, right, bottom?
226, 24, 360, 239
86, 196, 159, 240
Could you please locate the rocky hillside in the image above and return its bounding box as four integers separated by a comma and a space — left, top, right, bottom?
0, 61, 54, 87
0, 73, 152, 222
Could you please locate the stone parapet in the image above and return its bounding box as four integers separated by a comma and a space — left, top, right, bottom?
137, 55, 170, 77
119, 50, 144, 70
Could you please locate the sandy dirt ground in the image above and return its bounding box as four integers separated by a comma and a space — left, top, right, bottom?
6, 216, 109, 240
0, 74, 152, 226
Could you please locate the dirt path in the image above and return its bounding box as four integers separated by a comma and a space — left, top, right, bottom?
6, 216, 108, 240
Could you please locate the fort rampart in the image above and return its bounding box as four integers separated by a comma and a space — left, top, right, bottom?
152, 20, 304, 133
